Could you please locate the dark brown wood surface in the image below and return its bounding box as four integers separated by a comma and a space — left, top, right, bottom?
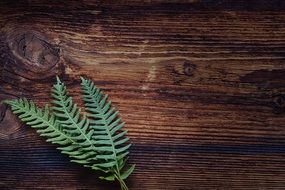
0, 1, 285, 189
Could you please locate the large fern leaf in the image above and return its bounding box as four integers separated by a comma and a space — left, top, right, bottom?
81, 77, 135, 190
3, 98, 89, 164
51, 77, 97, 165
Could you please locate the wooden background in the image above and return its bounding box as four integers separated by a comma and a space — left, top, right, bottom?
0, 0, 285, 189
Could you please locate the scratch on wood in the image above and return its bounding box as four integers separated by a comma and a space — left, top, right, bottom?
141, 65, 156, 90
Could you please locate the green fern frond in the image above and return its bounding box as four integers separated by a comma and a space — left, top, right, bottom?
81, 77, 135, 190
51, 77, 96, 164
3, 98, 88, 164
3, 76, 134, 190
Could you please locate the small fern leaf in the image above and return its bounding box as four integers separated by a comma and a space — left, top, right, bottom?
3, 98, 88, 163
81, 77, 134, 189
99, 174, 116, 181
121, 164, 136, 180
51, 77, 97, 164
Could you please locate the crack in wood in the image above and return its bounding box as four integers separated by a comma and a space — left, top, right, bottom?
0, 104, 7, 123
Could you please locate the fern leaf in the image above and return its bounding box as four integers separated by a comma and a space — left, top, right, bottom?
81, 77, 134, 190
51, 77, 97, 164
3, 98, 89, 164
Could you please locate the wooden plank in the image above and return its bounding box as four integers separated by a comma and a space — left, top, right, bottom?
0, 1, 285, 189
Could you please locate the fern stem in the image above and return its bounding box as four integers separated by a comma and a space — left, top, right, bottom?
119, 179, 128, 190
115, 171, 128, 190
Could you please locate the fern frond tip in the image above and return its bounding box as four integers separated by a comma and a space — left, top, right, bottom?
80, 76, 86, 82
2, 99, 13, 105
56, 76, 61, 84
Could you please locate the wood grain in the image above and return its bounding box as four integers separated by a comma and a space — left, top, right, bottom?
0, 1, 285, 189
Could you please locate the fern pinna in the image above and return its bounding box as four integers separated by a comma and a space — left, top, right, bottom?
3, 76, 134, 190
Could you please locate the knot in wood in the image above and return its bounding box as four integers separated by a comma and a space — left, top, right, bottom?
183, 61, 196, 76
8, 32, 59, 71
272, 94, 285, 114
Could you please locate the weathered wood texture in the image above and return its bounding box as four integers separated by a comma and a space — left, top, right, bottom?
0, 1, 285, 189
